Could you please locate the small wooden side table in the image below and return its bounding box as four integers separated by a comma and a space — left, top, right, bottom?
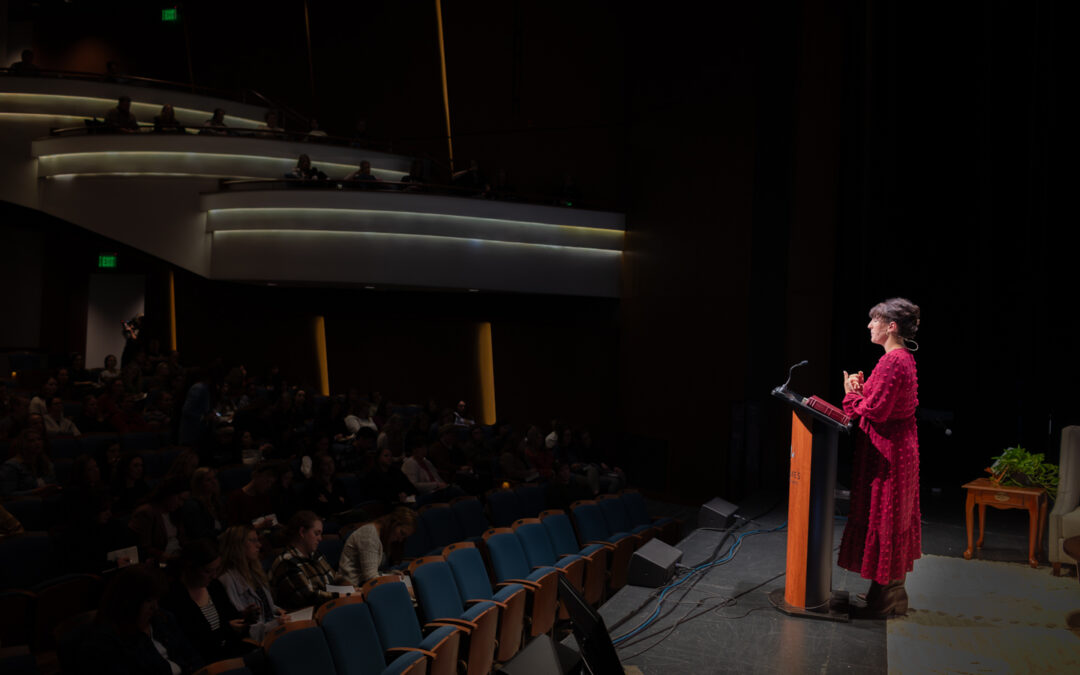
962, 478, 1048, 568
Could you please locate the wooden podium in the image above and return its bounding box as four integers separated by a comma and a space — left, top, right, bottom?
768, 386, 852, 621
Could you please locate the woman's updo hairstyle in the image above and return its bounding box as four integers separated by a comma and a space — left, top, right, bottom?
869, 298, 921, 341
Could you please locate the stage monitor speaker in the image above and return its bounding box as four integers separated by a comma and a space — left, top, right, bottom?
496, 633, 580, 674
699, 497, 738, 529
628, 538, 683, 588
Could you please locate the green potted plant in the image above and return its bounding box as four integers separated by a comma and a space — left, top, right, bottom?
986, 446, 1059, 501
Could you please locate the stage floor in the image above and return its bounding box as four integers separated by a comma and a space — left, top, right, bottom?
574, 490, 1080, 674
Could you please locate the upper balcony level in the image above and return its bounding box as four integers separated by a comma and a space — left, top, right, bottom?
1, 72, 624, 297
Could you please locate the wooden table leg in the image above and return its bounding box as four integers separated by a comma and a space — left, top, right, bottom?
1028, 497, 1039, 568
964, 489, 975, 560
977, 503, 986, 549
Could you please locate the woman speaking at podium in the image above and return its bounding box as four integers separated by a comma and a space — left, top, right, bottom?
839, 297, 921, 618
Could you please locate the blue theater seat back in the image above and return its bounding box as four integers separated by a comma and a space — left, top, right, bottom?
265, 624, 337, 675
450, 496, 488, 540
514, 484, 546, 518
420, 504, 463, 550
486, 490, 520, 528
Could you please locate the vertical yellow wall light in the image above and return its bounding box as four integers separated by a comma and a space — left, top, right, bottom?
477, 322, 496, 425
314, 316, 330, 396
167, 270, 177, 351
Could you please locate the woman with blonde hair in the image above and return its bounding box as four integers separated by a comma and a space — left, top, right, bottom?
178, 466, 223, 542
339, 507, 418, 587
218, 525, 285, 642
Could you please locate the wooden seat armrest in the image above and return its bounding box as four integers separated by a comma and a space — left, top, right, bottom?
242, 638, 260, 648
499, 578, 541, 591
466, 597, 508, 609
387, 646, 438, 660
427, 618, 478, 631
587, 540, 617, 551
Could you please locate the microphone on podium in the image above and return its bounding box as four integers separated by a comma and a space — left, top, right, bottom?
773, 360, 809, 396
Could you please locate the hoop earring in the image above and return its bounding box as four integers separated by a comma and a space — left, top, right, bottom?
902, 337, 919, 352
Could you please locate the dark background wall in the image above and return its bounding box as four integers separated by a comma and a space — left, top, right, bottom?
3, 0, 1074, 503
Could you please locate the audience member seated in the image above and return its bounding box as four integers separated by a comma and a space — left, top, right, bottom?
56, 367, 76, 400
153, 104, 186, 133
166, 449, 201, 487
269, 463, 301, 524
0, 394, 29, 440
286, 153, 327, 181
225, 462, 277, 527
99, 378, 127, 420
98, 440, 123, 486
29, 376, 59, 415
270, 510, 338, 610
0, 503, 25, 539
78, 565, 202, 675
525, 427, 555, 479
430, 424, 480, 493
179, 467, 224, 543
218, 525, 286, 642
163, 539, 256, 664
568, 428, 625, 494
144, 390, 174, 432
400, 158, 426, 190
345, 160, 379, 186
499, 436, 537, 483
8, 48, 40, 75
402, 439, 447, 496
302, 451, 350, 520
361, 446, 417, 509
60, 454, 134, 573
453, 399, 475, 427
45, 395, 81, 437
342, 398, 377, 438
112, 452, 150, 514
256, 109, 284, 138
128, 476, 187, 564
545, 460, 591, 512
0, 427, 57, 497
339, 507, 418, 587
180, 368, 212, 448
200, 107, 229, 135
77, 393, 115, 433
69, 353, 95, 389
305, 118, 328, 140
112, 394, 151, 433
105, 95, 140, 133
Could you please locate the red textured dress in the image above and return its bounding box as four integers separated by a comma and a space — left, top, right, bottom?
838, 348, 921, 584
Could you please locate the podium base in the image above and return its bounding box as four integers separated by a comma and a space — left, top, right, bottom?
768, 589, 851, 622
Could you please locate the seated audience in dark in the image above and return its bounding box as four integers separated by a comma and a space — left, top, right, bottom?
200, 108, 229, 135
402, 438, 446, 496
128, 476, 187, 564
105, 95, 140, 132
56, 367, 75, 399
400, 158, 426, 189
270, 510, 338, 609
8, 49, 40, 74
112, 452, 150, 514
545, 460, 591, 512
452, 159, 490, 196
287, 153, 327, 181
499, 435, 537, 483
0, 394, 29, 440
0, 502, 24, 538
360, 446, 417, 508
153, 104, 186, 133
526, 427, 555, 479
99, 353, 122, 386
345, 160, 378, 185
144, 390, 174, 432
98, 378, 126, 419
269, 463, 301, 524
302, 451, 349, 520
112, 394, 151, 433
339, 507, 418, 587
225, 462, 276, 527
77, 393, 115, 433
45, 396, 81, 437
0, 427, 57, 496
162, 539, 255, 664
178, 467, 223, 542
218, 525, 285, 643
166, 449, 201, 486
305, 118, 328, 140
78, 565, 202, 675
103, 60, 129, 84
180, 368, 212, 448
60, 454, 135, 572
69, 353, 94, 389
256, 109, 284, 138
29, 376, 58, 415
97, 440, 123, 485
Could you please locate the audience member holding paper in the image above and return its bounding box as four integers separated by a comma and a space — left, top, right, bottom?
339, 507, 418, 587
269, 510, 338, 610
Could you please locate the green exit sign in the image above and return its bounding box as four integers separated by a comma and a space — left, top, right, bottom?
162, 8, 179, 22
98, 254, 118, 269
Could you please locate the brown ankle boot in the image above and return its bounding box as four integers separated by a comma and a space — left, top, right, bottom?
857, 580, 907, 619
856, 580, 882, 605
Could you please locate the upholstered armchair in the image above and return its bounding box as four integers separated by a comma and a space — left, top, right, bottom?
1050, 425, 1080, 575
